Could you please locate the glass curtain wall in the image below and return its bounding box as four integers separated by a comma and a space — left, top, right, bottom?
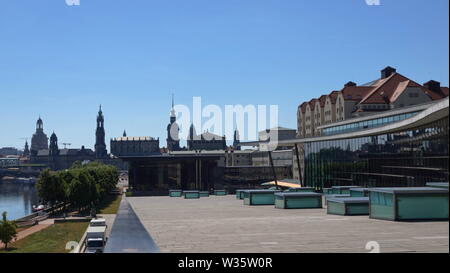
304, 118, 449, 189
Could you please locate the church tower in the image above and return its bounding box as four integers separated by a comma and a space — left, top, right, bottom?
95, 105, 108, 158
30, 116, 48, 156
49, 132, 59, 157
23, 140, 30, 157
166, 94, 180, 151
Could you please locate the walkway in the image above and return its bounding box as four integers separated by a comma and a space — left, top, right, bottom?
104, 196, 159, 253
0, 219, 54, 249
128, 195, 449, 253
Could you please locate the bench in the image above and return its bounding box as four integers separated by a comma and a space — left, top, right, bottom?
199, 191, 210, 197
184, 191, 200, 199
169, 190, 183, 197
327, 197, 369, 216
369, 187, 449, 221
331, 186, 361, 195
275, 192, 322, 209
426, 182, 449, 189
350, 188, 370, 197
214, 189, 227, 196
324, 194, 351, 206
236, 189, 253, 200
284, 187, 316, 193
243, 190, 281, 206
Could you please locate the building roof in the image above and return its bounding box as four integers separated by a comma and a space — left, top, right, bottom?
200, 131, 224, 141
359, 73, 448, 104
308, 98, 318, 108
299, 69, 449, 114
318, 95, 327, 107
112, 136, 157, 141
328, 91, 340, 104
340, 86, 373, 102
299, 102, 308, 113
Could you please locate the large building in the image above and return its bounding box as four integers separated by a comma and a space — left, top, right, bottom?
187, 124, 227, 151
110, 137, 160, 157
0, 147, 19, 157
289, 97, 449, 187
297, 67, 449, 138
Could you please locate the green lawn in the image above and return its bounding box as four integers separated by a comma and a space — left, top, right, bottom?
96, 194, 122, 214
1, 222, 88, 253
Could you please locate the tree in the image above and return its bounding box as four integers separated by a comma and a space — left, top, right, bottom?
0, 212, 18, 250
36, 169, 66, 206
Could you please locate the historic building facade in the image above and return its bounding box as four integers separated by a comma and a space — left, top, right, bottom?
110, 136, 160, 157
187, 124, 227, 151
297, 67, 449, 138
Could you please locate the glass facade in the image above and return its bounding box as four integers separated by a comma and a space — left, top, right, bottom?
303, 118, 449, 189
322, 111, 420, 136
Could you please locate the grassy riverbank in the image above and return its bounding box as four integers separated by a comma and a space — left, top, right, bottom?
1, 222, 88, 253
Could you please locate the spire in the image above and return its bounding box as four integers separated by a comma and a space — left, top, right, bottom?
23, 140, 30, 156
95, 105, 107, 158
123, 130, 127, 137
170, 93, 176, 118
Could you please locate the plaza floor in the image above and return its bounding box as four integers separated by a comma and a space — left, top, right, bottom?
127, 195, 449, 253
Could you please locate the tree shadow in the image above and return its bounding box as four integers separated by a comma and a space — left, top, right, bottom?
0, 247, 18, 252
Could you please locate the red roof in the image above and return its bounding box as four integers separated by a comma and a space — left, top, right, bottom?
308, 99, 318, 109
328, 91, 340, 104
341, 86, 373, 102
299, 102, 308, 113
360, 73, 448, 104
318, 95, 327, 107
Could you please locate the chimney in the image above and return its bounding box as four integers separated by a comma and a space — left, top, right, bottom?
345, 81, 357, 87
423, 80, 441, 93
381, 66, 396, 79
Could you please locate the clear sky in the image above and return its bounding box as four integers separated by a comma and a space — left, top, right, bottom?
0, 0, 448, 150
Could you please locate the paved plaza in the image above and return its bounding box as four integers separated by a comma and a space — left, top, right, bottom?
127, 195, 449, 253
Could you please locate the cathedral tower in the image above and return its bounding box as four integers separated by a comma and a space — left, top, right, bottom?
95, 105, 108, 158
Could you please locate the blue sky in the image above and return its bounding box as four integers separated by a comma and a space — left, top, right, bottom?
0, 0, 448, 150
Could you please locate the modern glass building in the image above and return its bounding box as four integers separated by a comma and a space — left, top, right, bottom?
280, 98, 449, 189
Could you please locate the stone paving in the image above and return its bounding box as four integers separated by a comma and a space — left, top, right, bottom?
128, 195, 449, 253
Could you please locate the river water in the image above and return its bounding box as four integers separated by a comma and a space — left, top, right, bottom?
0, 180, 39, 220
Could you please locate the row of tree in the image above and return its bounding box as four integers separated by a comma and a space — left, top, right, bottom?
36, 161, 119, 212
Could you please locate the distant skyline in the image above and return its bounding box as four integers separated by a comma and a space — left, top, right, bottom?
0, 0, 449, 150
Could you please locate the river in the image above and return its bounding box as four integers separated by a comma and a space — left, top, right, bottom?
0, 180, 39, 220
